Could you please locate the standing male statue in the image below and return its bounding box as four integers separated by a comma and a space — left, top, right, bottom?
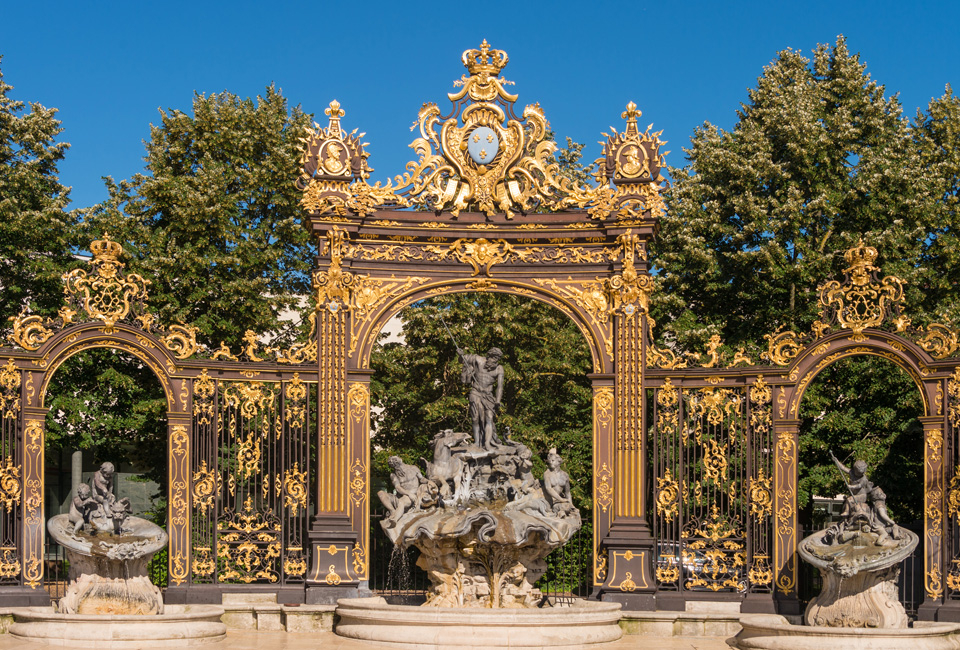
457, 346, 504, 450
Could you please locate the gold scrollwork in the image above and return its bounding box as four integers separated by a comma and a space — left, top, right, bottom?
0, 359, 20, 418
596, 463, 613, 514
818, 240, 908, 338
193, 369, 215, 425
763, 330, 802, 366
160, 323, 200, 359
0, 457, 21, 512
192, 547, 216, 576
217, 496, 282, 584
594, 388, 613, 429
192, 460, 218, 511
749, 468, 773, 518
927, 427, 944, 464
947, 468, 960, 523
655, 469, 679, 521
348, 458, 366, 510
325, 565, 342, 585
918, 323, 960, 359
594, 550, 608, 584
655, 566, 680, 584
63, 235, 151, 330
283, 463, 308, 516
0, 548, 20, 578
748, 557, 773, 586
7, 314, 54, 351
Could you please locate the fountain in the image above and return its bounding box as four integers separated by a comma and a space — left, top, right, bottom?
8, 462, 226, 647
335, 346, 622, 647
734, 452, 960, 649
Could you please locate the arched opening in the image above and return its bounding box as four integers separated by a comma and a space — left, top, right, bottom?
796, 354, 924, 614
42, 347, 169, 601
366, 291, 595, 602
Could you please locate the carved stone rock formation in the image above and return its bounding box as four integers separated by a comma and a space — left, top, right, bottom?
377, 431, 581, 608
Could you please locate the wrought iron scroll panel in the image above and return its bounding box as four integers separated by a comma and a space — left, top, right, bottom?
651, 377, 774, 596
190, 372, 312, 585
0, 360, 21, 584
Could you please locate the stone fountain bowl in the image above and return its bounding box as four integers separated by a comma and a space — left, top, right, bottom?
733, 613, 960, 650
798, 528, 918, 576
48, 512, 168, 585
335, 596, 623, 649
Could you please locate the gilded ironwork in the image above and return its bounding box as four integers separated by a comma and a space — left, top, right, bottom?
192, 460, 218, 511
749, 468, 772, 519
918, 323, 960, 359
217, 497, 282, 584
160, 323, 200, 359
6, 314, 54, 351
0, 457, 20, 512
655, 469, 679, 521
595, 462, 613, 514
283, 463, 308, 516
817, 240, 908, 340
0, 360, 19, 419
63, 235, 151, 331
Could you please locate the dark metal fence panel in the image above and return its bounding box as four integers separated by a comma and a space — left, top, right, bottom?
0, 362, 21, 586
189, 372, 312, 586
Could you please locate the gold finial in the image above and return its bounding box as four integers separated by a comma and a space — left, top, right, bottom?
89, 234, 124, 264
622, 101, 641, 135
325, 100, 345, 137
462, 39, 508, 76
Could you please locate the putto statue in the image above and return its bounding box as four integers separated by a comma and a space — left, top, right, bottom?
47, 460, 168, 615
798, 451, 919, 628
376, 342, 581, 608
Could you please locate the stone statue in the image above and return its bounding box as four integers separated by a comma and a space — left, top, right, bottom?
68, 483, 98, 534
457, 346, 504, 450
798, 450, 919, 628
378, 456, 438, 527
543, 448, 577, 519
424, 429, 470, 499
47, 459, 168, 615
90, 461, 116, 507
822, 451, 901, 546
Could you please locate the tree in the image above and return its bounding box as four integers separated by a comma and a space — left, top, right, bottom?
0, 56, 79, 327
653, 36, 938, 353
651, 37, 953, 524
84, 85, 315, 350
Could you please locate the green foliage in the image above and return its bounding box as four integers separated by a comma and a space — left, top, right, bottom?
798, 357, 923, 523
0, 56, 79, 326
83, 85, 315, 350
370, 293, 593, 517
44, 349, 168, 493
653, 36, 956, 525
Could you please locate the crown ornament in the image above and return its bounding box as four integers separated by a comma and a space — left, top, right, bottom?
462, 39, 508, 77
844, 239, 879, 286
89, 235, 125, 265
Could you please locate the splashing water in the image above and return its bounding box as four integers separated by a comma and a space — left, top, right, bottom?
387, 544, 412, 591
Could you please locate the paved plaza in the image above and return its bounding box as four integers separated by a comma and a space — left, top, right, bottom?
0, 629, 734, 650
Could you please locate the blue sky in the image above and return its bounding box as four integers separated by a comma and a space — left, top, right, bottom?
3, 0, 958, 211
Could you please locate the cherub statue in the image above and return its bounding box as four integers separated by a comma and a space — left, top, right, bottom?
823, 450, 902, 546
90, 461, 117, 508
68, 483, 98, 534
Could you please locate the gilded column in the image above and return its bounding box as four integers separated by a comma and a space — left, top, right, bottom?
772, 419, 800, 615
598, 239, 656, 608
306, 228, 359, 602
166, 415, 191, 588
346, 374, 372, 583
919, 414, 946, 619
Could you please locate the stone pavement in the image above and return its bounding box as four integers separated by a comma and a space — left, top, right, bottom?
0, 629, 735, 650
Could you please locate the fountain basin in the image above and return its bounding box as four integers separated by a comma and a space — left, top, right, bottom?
8, 604, 226, 648
733, 613, 960, 650
335, 596, 623, 648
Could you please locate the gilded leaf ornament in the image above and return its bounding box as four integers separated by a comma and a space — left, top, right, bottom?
297, 42, 666, 220
63, 235, 151, 331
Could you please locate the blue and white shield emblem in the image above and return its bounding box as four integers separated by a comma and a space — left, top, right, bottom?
467, 126, 499, 165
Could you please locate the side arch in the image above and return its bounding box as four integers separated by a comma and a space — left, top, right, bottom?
33, 322, 184, 413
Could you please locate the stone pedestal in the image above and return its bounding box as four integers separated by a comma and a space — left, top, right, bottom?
805, 563, 905, 628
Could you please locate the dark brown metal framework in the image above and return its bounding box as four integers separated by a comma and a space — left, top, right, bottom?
0, 41, 959, 619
